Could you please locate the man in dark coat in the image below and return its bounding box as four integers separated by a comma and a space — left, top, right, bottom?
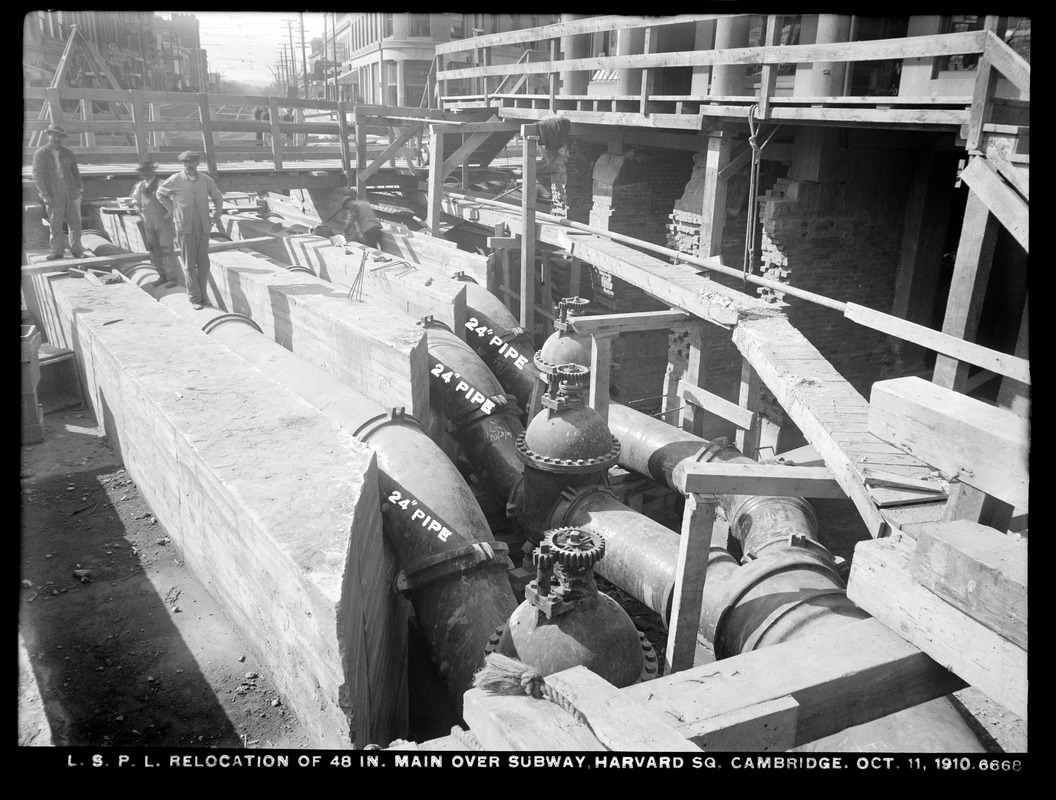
32, 124, 86, 260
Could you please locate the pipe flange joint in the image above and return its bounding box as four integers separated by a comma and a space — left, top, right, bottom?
533, 351, 561, 375
200, 312, 263, 336
549, 484, 616, 529
514, 431, 622, 474
393, 541, 511, 594
351, 408, 425, 443
546, 527, 605, 569
484, 623, 507, 658
712, 548, 845, 659
638, 630, 659, 683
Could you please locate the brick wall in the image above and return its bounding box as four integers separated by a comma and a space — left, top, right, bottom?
583, 149, 695, 412
550, 141, 606, 224
759, 146, 915, 395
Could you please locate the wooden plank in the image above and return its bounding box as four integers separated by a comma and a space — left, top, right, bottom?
689, 695, 799, 752
666, 493, 715, 673
757, 15, 781, 119
129, 90, 149, 163
520, 134, 538, 333
426, 128, 445, 235
982, 30, 1030, 98
359, 124, 422, 184
435, 14, 728, 55
197, 94, 218, 176
680, 462, 845, 498
679, 326, 708, 437
440, 118, 500, 181
544, 667, 701, 751
736, 359, 783, 460
462, 687, 606, 751
624, 616, 966, 748
679, 380, 755, 431
958, 156, 1028, 253
869, 377, 1029, 510
336, 109, 352, 185
570, 309, 692, 335
862, 467, 945, 494
589, 335, 612, 425
846, 302, 1028, 386
440, 31, 986, 81
848, 534, 1026, 719
911, 521, 1027, 650
734, 316, 889, 537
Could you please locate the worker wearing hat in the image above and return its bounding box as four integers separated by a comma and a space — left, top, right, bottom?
31, 124, 87, 260
338, 189, 383, 249
129, 160, 178, 288
156, 151, 224, 309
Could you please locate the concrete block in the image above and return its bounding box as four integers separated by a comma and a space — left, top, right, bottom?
51, 277, 406, 748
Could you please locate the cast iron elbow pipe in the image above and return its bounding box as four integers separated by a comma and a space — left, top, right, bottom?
420, 319, 527, 508
84, 235, 517, 714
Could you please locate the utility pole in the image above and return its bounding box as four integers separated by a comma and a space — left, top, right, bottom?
299, 12, 309, 101
323, 12, 329, 100
283, 18, 297, 96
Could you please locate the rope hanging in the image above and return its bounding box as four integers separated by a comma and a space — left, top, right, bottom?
472, 652, 611, 749
741, 104, 780, 283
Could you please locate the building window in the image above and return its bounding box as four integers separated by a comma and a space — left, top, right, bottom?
451, 15, 464, 39
938, 16, 984, 71
409, 13, 430, 38
383, 13, 393, 38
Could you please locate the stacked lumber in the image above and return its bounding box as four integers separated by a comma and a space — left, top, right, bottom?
207, 248, 431, 425
848, 523, 1027, 719
50, 277, 406, 747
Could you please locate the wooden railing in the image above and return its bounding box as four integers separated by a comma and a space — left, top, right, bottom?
431, 14, 1012, 118
21, 88, 438, 178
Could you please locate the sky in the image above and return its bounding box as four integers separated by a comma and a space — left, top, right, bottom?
160, 12, 331, 87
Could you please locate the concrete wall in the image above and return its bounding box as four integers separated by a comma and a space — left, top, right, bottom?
206, 248, 433, 426
50, 277, 406, 748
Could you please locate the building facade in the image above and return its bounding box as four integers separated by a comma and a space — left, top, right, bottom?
22, 11, 210, 92
332, 13, 559, 105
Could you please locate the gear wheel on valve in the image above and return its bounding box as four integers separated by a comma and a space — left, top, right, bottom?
546, 527, 605, 569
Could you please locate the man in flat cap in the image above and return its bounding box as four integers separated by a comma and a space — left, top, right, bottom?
32, 124, 87, 260
156, 151, 224, 309
129, 160, 178, 288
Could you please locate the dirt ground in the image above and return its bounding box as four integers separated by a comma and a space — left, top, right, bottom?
19, 404, 1026, 753
19, 404, 313, 749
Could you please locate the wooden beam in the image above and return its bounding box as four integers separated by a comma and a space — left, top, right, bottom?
129, 90, 149, 163
589, 334, 612, 425
958, 156, 1028, 253
700, 132, 732, 258
435, 14, 730, 56
679, 380, 754, 431
21, 237, 276, 275
679, 462, 845, 498
996, 297, 1029, 418
355, 114, 368, 197
196, 94, 218, 176
680, 326, 709, 437
688, 695, 800, 753
982, 29, 1030, 98
758, 15, 781, 119
639, 27, 655, 116
544, 667, 702, 751
438, 31, 987, 82
623, 616, 967, 749
440, 118, 500, 181
462, 687, 607, 751
736, 359, 783, 460
868, 377, 1029, 510
845, 302, 1030, 386
569, 309, 692, 336
666, 493, 716, 674
847, 534, 1026, 719
267, 99, 284, 171
910, 520, 1027, 651
520, 133, 538, 333
358, 124, 422, 184
426, 128, 445, 236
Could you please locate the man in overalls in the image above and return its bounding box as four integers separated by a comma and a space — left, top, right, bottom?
31, 124, 86, 260
156, 151, 224, 310
129, 160, 179, 288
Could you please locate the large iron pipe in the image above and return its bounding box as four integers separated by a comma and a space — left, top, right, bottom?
453, 282, 982, 752
201, 221, 981, 750
83, 235, 516, 712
